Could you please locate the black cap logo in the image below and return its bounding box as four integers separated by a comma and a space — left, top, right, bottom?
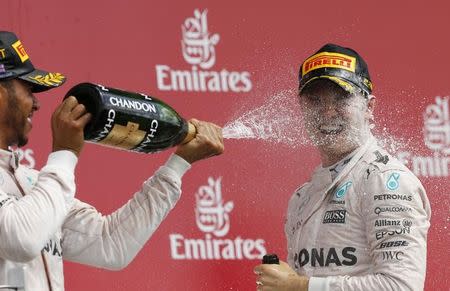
299, 44, 373, 96
0, 31, 66, 93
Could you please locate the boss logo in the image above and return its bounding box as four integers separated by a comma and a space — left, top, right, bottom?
323, 210, 346, 224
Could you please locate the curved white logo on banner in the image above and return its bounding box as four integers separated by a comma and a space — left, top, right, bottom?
398, 96, 450, 177
156, 9, 252, 93
195, 177, 233, 237
169, 176, 266, 260
181, 9, 219, 69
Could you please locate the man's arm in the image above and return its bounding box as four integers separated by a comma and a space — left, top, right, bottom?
0, 97, 89, 262
60, 120, 224, 269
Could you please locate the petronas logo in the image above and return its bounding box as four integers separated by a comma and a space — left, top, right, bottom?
386, 173, 400, 191
335, 181, 352, 199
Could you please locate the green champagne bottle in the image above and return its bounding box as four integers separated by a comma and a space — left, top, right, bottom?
64, 82, 196, 153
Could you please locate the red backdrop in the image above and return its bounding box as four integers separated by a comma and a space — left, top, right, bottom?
1, 0, 449, 290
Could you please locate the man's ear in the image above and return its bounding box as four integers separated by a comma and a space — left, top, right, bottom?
366, 95, 376, 121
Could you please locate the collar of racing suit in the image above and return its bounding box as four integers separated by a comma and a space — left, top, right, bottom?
322, 149, 357, 181
0, 148, 20, 171
311, 135, 377, 194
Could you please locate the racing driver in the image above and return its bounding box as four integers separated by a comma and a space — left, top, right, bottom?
0, 31, 223, 290
254, 44, 431, 291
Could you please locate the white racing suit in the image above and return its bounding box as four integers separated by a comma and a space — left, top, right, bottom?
285, 137, 431, 291
0, 149, 190, 290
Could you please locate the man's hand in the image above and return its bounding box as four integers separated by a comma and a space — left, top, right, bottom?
51, 96, 92, 157
175, 119, 224, 164
254, 261, 309, 291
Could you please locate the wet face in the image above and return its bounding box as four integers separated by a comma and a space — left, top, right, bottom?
299, 79, 372, 154
0, 79, 40, 148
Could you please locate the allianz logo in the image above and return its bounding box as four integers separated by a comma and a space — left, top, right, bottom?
169, 177, 266, 260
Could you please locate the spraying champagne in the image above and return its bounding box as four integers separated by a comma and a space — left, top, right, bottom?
64, 83, 196, 153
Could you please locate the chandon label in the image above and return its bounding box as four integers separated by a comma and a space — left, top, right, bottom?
109, 96, 157, 113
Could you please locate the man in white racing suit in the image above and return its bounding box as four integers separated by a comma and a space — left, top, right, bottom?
0, 31, 224, 290
254, 44, 430, 291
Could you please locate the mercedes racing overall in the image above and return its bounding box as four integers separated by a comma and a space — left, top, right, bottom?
0, 149, 190, 290
285, 137, 431, 291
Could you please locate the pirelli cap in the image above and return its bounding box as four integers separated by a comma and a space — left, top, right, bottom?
299, 43, 373, 96
0, 31, 66, 92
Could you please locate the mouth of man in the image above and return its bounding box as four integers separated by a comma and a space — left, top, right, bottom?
318, 124, 344, 135
27, 111, 34, 125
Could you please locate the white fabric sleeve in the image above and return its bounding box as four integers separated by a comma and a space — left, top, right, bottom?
0, 150, 77, 262
61, 154, 190, 270
285, 193, 298, 267
309, 169, 431, 291
308, 277, 330, 291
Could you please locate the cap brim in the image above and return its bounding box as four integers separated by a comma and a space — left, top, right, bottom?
299, 75, 360, 95
18, 69, 66, 93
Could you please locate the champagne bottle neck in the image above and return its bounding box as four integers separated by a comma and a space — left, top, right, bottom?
181, 122, 197, 144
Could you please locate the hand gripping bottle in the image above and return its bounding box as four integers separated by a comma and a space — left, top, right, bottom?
64, 82, 196, 153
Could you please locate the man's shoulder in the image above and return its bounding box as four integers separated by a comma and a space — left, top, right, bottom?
354, 145, 424, 190
358, 144, 410, 173
346, 146, 422, 193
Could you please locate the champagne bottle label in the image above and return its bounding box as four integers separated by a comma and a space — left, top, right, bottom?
65, 83, 189, 153
99, 121, 147, 150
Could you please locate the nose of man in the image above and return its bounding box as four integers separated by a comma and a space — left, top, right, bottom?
32, 95, 40, 111
320, 101, 339, 118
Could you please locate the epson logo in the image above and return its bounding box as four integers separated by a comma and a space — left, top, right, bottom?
375, 228, 411, 240
374, 194, 412, 201
323, 210, 346, 224
377, 240, 409, 249
294, 247, 357, 268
